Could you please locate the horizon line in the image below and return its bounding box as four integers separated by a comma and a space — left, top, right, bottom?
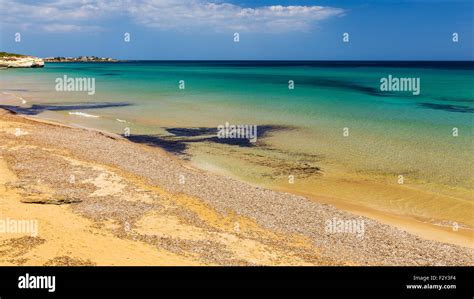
45, 59, 474, 62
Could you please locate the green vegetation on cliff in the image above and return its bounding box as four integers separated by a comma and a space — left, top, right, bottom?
0, 52, 27, 57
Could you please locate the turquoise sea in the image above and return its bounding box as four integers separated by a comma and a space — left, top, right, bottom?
1, 61, 473, 224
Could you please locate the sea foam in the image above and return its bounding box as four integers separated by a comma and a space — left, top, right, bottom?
68, 112, 100, 118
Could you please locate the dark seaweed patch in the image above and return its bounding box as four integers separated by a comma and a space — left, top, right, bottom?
126, 125, 290, 156
0, 102, 132, 115
418, 103, 474, 113
125, 134, 188, 155
166, 127, 217, 137
435, 97, 474, 103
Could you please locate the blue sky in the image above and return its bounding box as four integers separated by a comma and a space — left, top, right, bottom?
0, 0, 472, 60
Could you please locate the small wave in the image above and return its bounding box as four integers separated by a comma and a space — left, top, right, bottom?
2, 91, 27, 104
116, 118, 127, 123
68, 112, 100, 118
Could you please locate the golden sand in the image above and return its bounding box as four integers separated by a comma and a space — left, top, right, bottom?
0, 111, 329, 266
188, 143, 473, 249
0, 109, 472, 265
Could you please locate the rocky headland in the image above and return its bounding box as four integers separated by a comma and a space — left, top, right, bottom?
0, 52, 44, 68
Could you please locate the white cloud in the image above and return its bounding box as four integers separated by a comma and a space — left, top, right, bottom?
0, 0, 120, 32
0, 0, 345, 33
41, 23, 102, 32
129, 2, 345, 32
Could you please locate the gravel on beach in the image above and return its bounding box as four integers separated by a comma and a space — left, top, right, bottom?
1, 109, 472, 266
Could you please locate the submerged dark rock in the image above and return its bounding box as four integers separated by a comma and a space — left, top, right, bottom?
418, 103, 474, 113
0, 102, 132, 116
125, 125, 291, 156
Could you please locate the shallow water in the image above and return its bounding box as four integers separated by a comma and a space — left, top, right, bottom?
1, 61, 473, 227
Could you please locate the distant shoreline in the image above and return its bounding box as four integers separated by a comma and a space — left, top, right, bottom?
44, 56, 121, 63
41, 60, 474, 70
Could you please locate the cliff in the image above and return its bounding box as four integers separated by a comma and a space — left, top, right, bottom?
0, 52, 44, 68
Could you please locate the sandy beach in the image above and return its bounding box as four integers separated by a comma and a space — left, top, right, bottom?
0, 108, 472, 266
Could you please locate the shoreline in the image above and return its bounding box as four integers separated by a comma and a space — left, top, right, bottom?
0, 108, 326, 266
17, 107, 474, 247
0, 107, 473, 265
277, 186, 474, 249
192, 154, 474, 249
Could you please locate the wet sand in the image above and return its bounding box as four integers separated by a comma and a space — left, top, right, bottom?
0, 108, 473, 265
